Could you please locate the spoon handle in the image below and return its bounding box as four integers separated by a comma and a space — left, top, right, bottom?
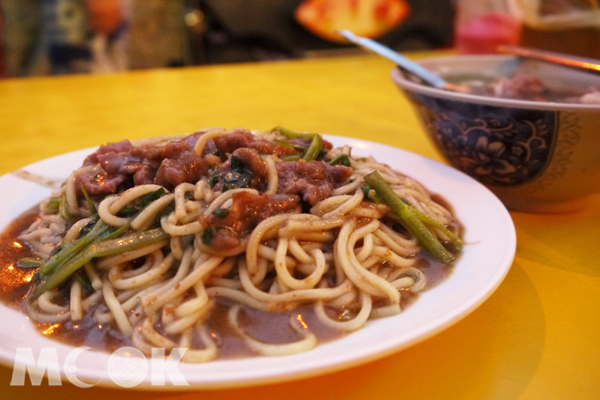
497, 45, 600, 75
338, 30, 451, 89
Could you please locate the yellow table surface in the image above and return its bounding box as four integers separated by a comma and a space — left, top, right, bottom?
0, 54, 599, 400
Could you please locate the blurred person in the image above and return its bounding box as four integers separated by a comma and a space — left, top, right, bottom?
0, 0, 186, 76
85, 0, 129, 73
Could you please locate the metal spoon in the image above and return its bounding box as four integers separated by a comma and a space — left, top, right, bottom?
338, 30, 465, 92
497, 45, 600, 75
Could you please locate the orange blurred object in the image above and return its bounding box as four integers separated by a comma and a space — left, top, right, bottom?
295, 0, 409, 43
85, 0, 125, 35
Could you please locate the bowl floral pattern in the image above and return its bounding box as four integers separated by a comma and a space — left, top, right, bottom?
408, 93, 558, 187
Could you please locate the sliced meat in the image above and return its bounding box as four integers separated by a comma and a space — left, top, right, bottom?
212, 128, 254, 155
492, 73, 547, 101
276, 160, 353, 205
76, 133, 207, 196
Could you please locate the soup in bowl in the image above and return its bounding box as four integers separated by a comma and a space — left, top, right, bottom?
391, 54, 600, 213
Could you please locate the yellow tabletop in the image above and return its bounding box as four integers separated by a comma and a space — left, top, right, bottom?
1, 54, 599, 400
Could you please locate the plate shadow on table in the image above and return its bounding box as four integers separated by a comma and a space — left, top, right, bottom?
0, 262, 544, 400
511, 193, 600, 278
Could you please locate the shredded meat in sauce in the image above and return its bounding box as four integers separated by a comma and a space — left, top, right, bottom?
77, 133, 209, 195
459, 72, 600, 103
73, 129, 351, 251
276, 160, 352, 205
491, 74, 547, 101
200, 192, 301, 249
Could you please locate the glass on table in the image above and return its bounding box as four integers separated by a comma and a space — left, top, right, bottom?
454, 0, 522, 54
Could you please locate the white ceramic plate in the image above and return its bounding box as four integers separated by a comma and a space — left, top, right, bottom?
0, 136, 516, 390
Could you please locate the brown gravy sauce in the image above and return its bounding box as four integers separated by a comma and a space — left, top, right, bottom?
0, 206, 456, 360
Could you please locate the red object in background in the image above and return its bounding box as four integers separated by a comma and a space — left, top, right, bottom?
455, 12, 521, 54
295, 0, 410, 43
85, 0, 125, 35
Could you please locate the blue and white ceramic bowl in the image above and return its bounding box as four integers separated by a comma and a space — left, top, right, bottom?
392, 54, 600, 213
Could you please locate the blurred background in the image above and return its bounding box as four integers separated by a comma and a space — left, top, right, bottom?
0, 0, 599, 78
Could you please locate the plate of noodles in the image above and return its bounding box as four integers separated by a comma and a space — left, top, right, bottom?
0, 128, 516, 389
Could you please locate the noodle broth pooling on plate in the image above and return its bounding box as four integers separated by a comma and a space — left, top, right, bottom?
12, 127, 462, 362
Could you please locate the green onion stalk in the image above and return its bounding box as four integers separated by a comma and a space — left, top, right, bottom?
364, 171, 462, 263
32, 227, 168, 298
30, 189, 172, 298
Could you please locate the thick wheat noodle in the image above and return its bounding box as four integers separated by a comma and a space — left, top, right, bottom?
279, 217, 344, 236
205, 257, 233, 277
322, 191, 364, 218
193, 128, 229, 156
109, 184, 165, 214
287, 238, 313, 264
160, 216, 203, 236
228, 305, 318, 356
265, 156, 278, 194
349, 206, 386, 219
309, 195, 352, 216
141, 316, 177, 349
143, 247, 195, 297
174, 282, 209, 317
245, 213, 294, 275
169, 236, 185, 260
360, 255, 382, 269
65, 173, 79, 216
279, 230, 333, 242
206, 276, 241, 289
98, 196, 129, 227
347, 227, 402, 304
70, 280, 83, 321
370, 303, 402, 318
116, 288, 140, 303
131, 193, 175, 231
314, 291, 372, 331
194, 179, 214, 202
62, 217, 93, 244
256, 243, 296, 267
130, 324, 154, 356
239, 259, 352, 305
174, 183, 196, 220
332, 178, 363, 196
203, 188, 259, 216
142, 255, 224, 314
250, 257, 270, 285
110, 250, 160, 279
108, 252, 174, 290
25, 297, 71, 323
178, 327, 218, 363
370, 246, 415, 268
81, 290, 103, 310
120, 281, 168, 313
102, 278, 132, 335
355, 233, 374, 262
374, 224, 419, 256
164, 304, 211, 335
335, 220, 400, 303
38, 291, 68, 314
274, 239, 326, 290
